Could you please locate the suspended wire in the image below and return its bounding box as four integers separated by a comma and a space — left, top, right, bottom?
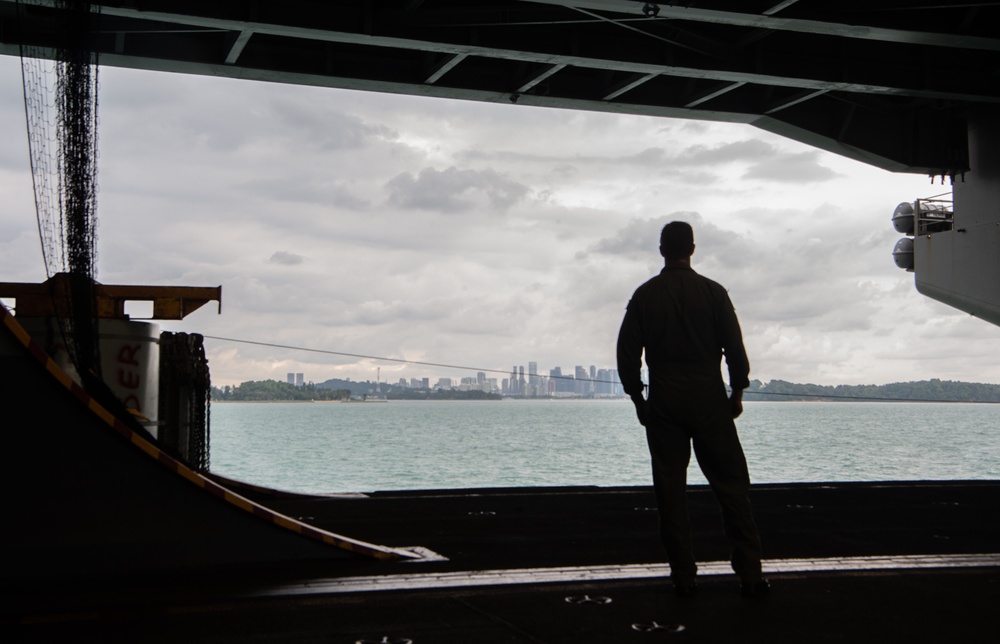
416, 17, 664, 29
202, 335, 1000, 402
203, 335, 617, 386
19, 3, 64, 278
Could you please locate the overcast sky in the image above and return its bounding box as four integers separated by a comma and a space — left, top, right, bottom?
2, 55, 999, 388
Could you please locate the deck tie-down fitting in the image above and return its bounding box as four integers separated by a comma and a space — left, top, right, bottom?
565, 594, 612, 605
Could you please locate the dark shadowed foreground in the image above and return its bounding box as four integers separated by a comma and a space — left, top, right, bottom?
12, 481, 1000, 643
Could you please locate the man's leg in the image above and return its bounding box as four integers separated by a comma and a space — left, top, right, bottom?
645, 423, 697, 585
691, 415, 764, 582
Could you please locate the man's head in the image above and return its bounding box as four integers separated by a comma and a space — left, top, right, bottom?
659, 221, 695, 261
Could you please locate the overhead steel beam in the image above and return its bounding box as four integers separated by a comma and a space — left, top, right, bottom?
524, 0, 1000, 51
425, 53, 466, 84
5, 2, 990, 107
685, 81, 745, 109
225, 28, 253, 65
765, 88, 830, 115
516, 63, 567, 94
603, 72, 658, 101
1, 0, 992, 175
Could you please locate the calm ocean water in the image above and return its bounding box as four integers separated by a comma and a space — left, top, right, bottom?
208, 400, 999, 495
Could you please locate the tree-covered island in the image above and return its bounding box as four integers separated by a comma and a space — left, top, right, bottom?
212, 380, 351, 401
212, 378, 501, 401
744, 378, 1000, 403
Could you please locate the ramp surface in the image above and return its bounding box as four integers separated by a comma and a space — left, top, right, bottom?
0, 305, 413, 584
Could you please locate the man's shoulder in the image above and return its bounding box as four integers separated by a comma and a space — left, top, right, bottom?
630, 273, 665, 297
648, 267, 727, 287
697, 273, 730, 292
631, 268, 730, 294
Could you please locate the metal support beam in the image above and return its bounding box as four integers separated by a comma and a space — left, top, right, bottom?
426, 53, 466, 84
225, 28, 253, 65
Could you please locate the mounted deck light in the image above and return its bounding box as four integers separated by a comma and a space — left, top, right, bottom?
892, 237, 914, 271
891, 202, 915, 272
892, 202, 915, 234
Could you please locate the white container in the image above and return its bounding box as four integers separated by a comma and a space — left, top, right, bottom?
18, 317, 160, 435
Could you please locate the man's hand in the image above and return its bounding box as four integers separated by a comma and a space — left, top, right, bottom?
730, 388, 744, 419
630, 393, 647, 426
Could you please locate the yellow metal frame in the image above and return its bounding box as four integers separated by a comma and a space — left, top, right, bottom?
0, 273, 221, 320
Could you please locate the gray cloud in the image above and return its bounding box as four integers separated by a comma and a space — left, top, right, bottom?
99, 70, 397, 157
622, 147, 669, 164
583, 212, 757, 264
386, 166, 529, 213
744, 151, 841, 183
453, 137, 837, 197
267, 251, 306, 266
677, 139, 776, 165
236, 176, 371, 210
267, 97, 398, 152
585, 213, 697, 258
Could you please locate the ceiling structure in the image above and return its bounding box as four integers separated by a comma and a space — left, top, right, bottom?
1, 0, 997, 177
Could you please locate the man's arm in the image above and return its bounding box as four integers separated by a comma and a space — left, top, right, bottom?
717, 290, 750, 392
715, 287, 749, 419
616, 299, 647, 426
730, 387, 744, 419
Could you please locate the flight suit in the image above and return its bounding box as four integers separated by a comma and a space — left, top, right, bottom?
617, 265, 763, 584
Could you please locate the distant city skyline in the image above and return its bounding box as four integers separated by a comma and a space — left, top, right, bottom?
275, 360, 640, 398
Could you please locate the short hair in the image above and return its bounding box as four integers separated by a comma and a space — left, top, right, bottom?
660, 221, 694, 259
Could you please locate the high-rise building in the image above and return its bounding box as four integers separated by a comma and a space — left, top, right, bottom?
296, 373, 304, 387
287, 373, 295, 385
528, 361, 539, 396
551, 366, 574, 394
596, 368, 611, 395
575, 366, 588, 395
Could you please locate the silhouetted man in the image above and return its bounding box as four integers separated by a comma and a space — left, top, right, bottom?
616, 221, 768, 597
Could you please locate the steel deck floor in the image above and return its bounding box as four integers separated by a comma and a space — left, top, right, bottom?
10, 480, 1000, 643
